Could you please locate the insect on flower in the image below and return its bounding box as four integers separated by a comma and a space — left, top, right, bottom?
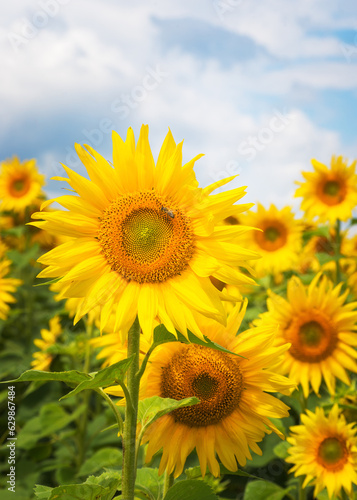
161, 206, 175, 218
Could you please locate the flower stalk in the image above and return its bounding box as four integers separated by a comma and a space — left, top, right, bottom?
122, 316, 141, 500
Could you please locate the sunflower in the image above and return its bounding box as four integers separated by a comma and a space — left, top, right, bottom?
0, 156, 45, 213
295, 155, 357, 224
256, 274, 357, 397
0, 258, 22, 320
239, 203, 302, 277
286, 405, 357, 499
31, 126, 258, 339
31, 316, 62, 371
107, 301, 294, 477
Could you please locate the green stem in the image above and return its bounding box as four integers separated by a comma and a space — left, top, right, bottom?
163, 471, 174, 496
122, 316, 141, 500
335, 218, 342, 285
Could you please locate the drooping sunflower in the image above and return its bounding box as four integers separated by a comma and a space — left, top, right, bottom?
295, 155, 357, 224
31, 126, 259, 339
107, 301, 294, 477
286, 405, 357, 499
0, 257, 22, 321
31, 316, 62, 371
238, 203, 302, 277
256, 274, 357, 397
0, 156, 45, 213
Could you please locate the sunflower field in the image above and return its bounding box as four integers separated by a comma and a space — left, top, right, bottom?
0, 126, 356, 500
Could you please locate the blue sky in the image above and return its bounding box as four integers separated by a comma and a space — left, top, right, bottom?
1, 0, 357, 210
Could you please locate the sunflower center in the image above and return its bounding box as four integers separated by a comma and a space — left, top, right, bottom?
192, 374, 219, 399
9, 177, 30, 197
98, 191, 195, 284
317, 176, 346, 206
299, 321, 324, 347
161, 344, 243, 427
286, 311, 338, 363
122, 209, 171, 263
254, 220, 287, 251
323, 180, 340, 196
317, 436, 348, 471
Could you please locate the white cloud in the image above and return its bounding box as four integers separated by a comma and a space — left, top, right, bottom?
0, 0, 356, 211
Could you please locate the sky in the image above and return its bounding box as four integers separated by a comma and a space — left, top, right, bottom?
1, 0, 357, 211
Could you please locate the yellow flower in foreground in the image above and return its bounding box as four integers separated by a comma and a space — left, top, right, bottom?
287, 405, 357, 499
239, 203, 302, 277
32, 126, 258, 339
0, 156, 45, 213
107, 302, 294, 477
257, 274, 357, 397
295, 155, 357, 224
31, 316, 62, 371
0, 258, 22, 320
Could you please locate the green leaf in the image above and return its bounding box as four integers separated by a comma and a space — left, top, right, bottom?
302, 226, 330, 239
34, 485, 53, 499
3, 369, 91, 386
243, 480, 292, 500
135, 468, 164, 500
34, 470, 121, 500
60, 356, 134, 400
273, 440, 290, 459
78, 447, 123, 477
163, 479, 218, 500
153, 324, 177, 343
85, 470, 121, 500
33, 277, 61, 287
185, 465, 260, 480
153, 324, 245, 358
138, 395, 199, 434
186, 331, 246, 358
41, 483, 108, 500
315, 252, 334, 265
316, 489, 330, 500
17, 402, 86, 449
